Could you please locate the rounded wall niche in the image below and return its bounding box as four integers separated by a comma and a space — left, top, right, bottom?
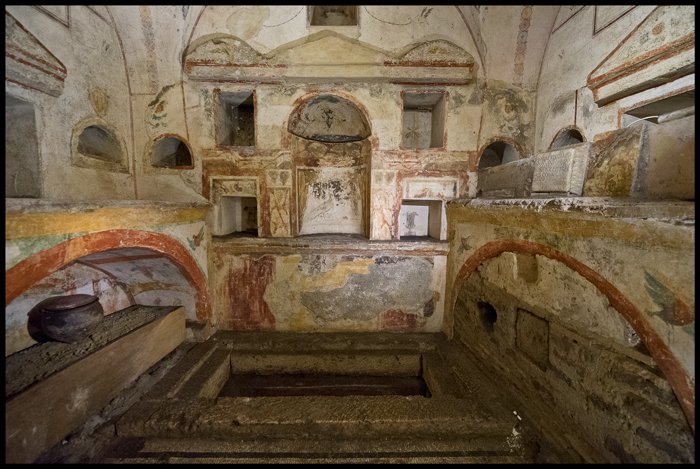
288, 94, 371, 143
478, 140, 521, 169
71, 119, 128, 173
150, 135, 193, 169
549, 127, 584, 150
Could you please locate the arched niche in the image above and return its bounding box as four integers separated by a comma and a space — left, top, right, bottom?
549, 127, 585, 150
71, 118, 128, 173
288, 94, 371, 237
478, 140, 521, 169
150, 135, 193, 169
288, 94, 371, 143
479, 140, 520, 169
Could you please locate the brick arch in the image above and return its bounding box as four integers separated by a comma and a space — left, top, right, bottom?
451, 239, 694, 433
5, 229, 211, 322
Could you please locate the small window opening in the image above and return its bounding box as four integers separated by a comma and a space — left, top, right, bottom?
309, 6, 358, 26
402, 92, 446, 149
478, 141, 520, 169
151, 136, 192, 168
219, 92, 255, 147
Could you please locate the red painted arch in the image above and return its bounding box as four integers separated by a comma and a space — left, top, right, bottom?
451, 239, 695, 434
6, 229, 211, 322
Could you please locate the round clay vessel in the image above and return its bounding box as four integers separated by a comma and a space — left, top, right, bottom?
38, 294, 104, 343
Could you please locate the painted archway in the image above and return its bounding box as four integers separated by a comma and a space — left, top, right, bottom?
5, 229, 211, 322
451, 239, 694, 433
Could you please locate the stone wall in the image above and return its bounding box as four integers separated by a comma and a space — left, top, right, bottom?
453, 262, 693, 463
446, 198, 695, 462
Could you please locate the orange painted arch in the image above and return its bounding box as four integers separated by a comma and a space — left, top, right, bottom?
6, 229, 211, 322
451, 239, 694, 434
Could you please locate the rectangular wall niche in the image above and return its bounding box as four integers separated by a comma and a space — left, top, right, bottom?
309, 6, 358, 26
218, 91, 255, 147
215, 196, 258, 237
402, 92, 446, 149
399, 200, 443, 240
6, 94, 41, 198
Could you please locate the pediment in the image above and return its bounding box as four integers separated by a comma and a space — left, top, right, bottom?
185, 34, 278, 68
389, 40, 475, 67
272, 31, 388, 66
5, 12, 67, 96
587, 5, 694, 105
184, 31, 475, 84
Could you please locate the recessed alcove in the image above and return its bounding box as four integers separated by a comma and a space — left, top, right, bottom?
78, 126, 122, 163
402, 92, 446, 149
150, 136, 193, 168
309, 6, 358, 26
549, 128, 584, 150
215, 196, 259, 237
398, 200, 443, 240
5, 94, 41, 198
478, 140, 520, 169
218, 91, 255, 147
71, 120, 128, 173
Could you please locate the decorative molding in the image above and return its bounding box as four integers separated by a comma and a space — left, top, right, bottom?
587, 6, 695, 105
593, 5, 636, 36
550, 5, 584, 35
184, 31, 475, 85
5, 12, 67, 97
33, 5, 70, 28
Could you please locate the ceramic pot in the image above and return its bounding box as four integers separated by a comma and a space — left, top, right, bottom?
38, 294, 104, 343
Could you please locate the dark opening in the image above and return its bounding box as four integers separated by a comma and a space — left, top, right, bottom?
309, 6, 358, 26
77, 125, 123, 163
478, 141, 520, 169
151, 136, 192, 168
550, 128, 584, 150
477, 301, 498, 332
219, 92, 255, 147
219, 373, 430, 397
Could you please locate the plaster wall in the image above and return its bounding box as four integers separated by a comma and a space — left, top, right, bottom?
535, 5, 694, 153
5, 199, 212, 355
6, 6, 134, 201
211, 238, 447, 333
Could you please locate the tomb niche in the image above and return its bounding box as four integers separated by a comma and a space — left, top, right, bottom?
288, 94, 371, 237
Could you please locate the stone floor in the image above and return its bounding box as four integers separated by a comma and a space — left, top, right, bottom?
35, 331, 555, 464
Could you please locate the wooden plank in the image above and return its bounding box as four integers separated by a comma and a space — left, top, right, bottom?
5, 307, 185, 463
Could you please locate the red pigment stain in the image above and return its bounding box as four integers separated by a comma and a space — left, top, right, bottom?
380, 309, 422, 332
226, 256, 276, 330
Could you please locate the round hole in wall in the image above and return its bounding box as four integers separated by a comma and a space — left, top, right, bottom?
477, 301, 498, 332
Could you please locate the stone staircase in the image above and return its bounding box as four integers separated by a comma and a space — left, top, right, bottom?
98, 332, 532, 463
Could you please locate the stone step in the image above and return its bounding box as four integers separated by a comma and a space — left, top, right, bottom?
101, 435, 530, 463
117, 395, 516, 441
